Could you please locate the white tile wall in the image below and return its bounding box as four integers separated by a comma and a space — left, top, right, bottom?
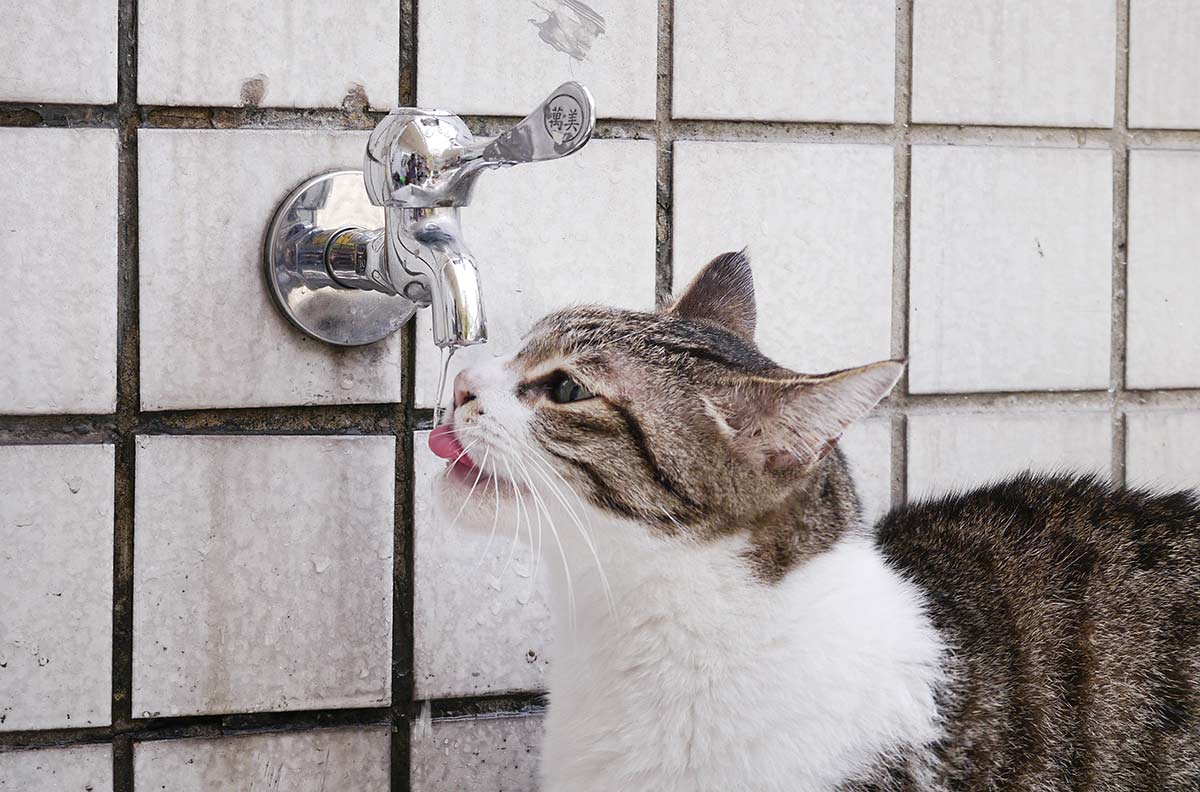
1126, 150, 1200, 389
1129, 0, 1200, 129
0, 445, 114, 732
840, 419, 893, 525
415, 140, 657, 407
673, 0, 895, 122
912, 0, 1115, 127
0, 744, 113, 792
909, 145, 1113, 394
138, 0, 398, 109
134, 727, 390, 790
1126, 412, 1200, 491
673, 141, 894, 374
138, 130, 403, 410
132, 435, 394, 717
0, 1, 116, 104
0, 128, 119, 415
413, 434, 552, 700
418, 0, 656, 119
411, 714, 542, 792
907, 412, 1112, 499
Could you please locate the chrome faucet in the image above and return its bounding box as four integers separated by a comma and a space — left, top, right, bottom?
264, 82, 596, 348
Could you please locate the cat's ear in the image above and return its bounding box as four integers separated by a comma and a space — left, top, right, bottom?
668, 250, 756, 342
716, 360, 903, 473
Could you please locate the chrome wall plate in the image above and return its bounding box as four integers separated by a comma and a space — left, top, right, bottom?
264, 170, 417, 346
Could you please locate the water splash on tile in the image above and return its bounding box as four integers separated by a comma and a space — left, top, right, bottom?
529, 0, 605, 62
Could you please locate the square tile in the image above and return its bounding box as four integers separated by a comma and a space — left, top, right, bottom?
138, 130, 403, 410
0, 445, 113, 732
907, 412, 1112, 500
1126, 150, 1200, 388
912, 0, 1115, 127
1126, 412, 1200, 491
411, 713, 542, 792
0, 744, 112, 791
133, 435, 394, 717
138, 0, 397, 109
673, 141, 894, 374
0, 1, 116, 103
415, 140, 656, 407
909, 145, 1112, 394
134, 727, 389, 791
840, 419, 893, 525
0, 129, 118, 414
413, 433, 552, 699
418, 0, 656, 119
674, 0, 894, 122
1129, 0, 1200, 129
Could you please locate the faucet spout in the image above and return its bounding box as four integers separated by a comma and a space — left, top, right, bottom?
389, 207, 486, 349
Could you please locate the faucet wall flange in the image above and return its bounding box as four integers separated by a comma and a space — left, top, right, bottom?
264, 170, 417, 346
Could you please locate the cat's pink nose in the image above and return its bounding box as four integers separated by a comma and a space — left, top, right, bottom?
453, 370, 476, 408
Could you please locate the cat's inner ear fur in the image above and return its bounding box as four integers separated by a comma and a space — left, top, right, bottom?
712, 361, 904, 473
668, 250, 756, 342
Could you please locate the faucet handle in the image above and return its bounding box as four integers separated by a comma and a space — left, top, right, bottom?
477, 81, 596, 165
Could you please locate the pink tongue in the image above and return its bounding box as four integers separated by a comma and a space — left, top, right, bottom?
429, 424, 467, 463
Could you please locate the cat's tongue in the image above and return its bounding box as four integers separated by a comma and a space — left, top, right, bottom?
429, 424, 468, 465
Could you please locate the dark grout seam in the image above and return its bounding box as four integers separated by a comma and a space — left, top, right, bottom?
653, 0, 676, 307
1108, 0, 1132, 488
110, 1, 140, 790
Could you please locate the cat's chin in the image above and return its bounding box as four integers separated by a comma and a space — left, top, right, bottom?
433, 461, 527, 535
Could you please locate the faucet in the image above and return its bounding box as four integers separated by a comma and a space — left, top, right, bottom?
264, 82, 596, 348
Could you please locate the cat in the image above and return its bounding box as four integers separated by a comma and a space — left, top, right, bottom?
429, 250, 1200, 791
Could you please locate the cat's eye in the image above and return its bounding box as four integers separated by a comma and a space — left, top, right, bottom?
550, 374, 596, 404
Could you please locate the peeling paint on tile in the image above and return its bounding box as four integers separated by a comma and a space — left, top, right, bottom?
529, 0, 605, 61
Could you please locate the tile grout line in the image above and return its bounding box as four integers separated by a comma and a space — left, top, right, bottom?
889, 0, 915, 509
1110, 0, 1132, 487
653, 0, 675, 307
110, 1, 140, 789
394, 3, 418, 791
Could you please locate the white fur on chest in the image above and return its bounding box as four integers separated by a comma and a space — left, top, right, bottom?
540, 527, 946, 792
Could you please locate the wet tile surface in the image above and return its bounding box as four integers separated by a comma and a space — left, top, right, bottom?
0, 444, 114, 732
909, 145, 1112, 394
138, 0, 398, 109
0, 128, 119, 415
1126, 412, 1200, 491
674, 0, 895, 122
134, 726, 390, 791
132, 435, 394, 717
1126, 150, 1200, 388
411, 713, 542, 792
412, 434, 553, 699
0, 0, 116, 103
913, 0, 1115, 126
1129, 0, 1200, 129
0, 744, 113, 791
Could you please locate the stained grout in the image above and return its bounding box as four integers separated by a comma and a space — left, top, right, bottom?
653, 0, 676, 307
1109, 0, 1133, 488
888, 0, 915, 509
110, 1, 140, 789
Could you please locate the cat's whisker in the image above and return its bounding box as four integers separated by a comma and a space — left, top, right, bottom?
498, 455, 526, 578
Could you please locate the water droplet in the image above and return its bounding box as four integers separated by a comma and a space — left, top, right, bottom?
339, 375, 355, 390
312, 556, 333, 573
65, 477, 82, 494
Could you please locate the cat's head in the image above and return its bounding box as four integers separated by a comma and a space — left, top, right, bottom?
431, 251, 901, 563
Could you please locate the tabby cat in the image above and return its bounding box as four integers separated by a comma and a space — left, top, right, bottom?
429, 251, 1200, 791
